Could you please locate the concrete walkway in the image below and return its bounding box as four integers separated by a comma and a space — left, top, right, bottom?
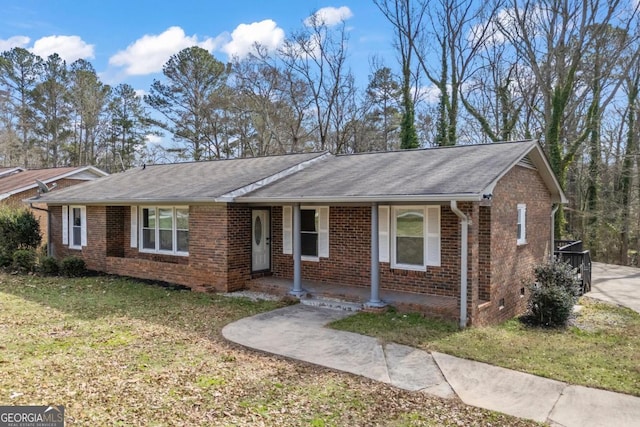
589, 262, 640, 313
222, 304, 640, 427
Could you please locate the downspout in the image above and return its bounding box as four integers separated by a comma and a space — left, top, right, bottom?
30, 204, 51, 257
450, 201, 468, 329
550, 204, 559, 261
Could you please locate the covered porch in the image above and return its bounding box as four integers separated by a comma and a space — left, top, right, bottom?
247, 275, 459, 320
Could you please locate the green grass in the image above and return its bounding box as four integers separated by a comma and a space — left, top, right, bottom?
0, 273, 537, 426
330, 299, 640, 396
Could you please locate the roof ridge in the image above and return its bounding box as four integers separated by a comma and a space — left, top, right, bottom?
141, 151, 328, 168
335, 140, 536, 157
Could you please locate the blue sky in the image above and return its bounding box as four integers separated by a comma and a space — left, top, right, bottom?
0, 1, 396, 92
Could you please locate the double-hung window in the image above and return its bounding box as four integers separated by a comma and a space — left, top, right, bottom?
389, 206, 440, 271
300, 209, 319, 257
282, 206, 329, 260
517, 204, 526, 245
62, 205, 87, 249
138, 206, 189, 255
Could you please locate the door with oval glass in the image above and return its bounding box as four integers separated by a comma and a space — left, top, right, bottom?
251, 209, 271, 271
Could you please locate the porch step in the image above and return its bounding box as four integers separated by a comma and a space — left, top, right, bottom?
300, 297, 363, 312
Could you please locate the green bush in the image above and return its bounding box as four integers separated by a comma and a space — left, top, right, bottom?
0, 253, 12, 268
59, 256, 86, 277
528, 259, 580, 327
39, 256, 59, 276
12, 249, 37, 272
0, 207, 41, 262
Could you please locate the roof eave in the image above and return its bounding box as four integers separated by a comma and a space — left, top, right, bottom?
29, 197, 227, 206
479, 140, 568, 205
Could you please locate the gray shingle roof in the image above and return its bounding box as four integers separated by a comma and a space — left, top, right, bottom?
34, 140, 566, 205
239, 140, 551, 202
36, 152, 327, 204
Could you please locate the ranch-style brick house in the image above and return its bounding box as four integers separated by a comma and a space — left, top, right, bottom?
35, 140, 566, 326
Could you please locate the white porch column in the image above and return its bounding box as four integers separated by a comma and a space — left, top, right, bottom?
366, 203, 385, 308
290, 203, 305, 296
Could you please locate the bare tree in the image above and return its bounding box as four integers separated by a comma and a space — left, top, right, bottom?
279, 12, 352, 152
496, 0, 640, 234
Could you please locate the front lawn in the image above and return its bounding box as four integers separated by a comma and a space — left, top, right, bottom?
0, 274, 536, 426
330, 298, 640, 396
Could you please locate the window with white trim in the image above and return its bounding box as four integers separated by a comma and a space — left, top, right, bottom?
139, 206, 189, 255
62, 205, 87, 249
301, 209, 319, 257
390, 206, 440, 271
282, 206, 329, 260
517, 204, 526, 245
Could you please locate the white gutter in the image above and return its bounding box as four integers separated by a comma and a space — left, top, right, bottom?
33, 193, 486, 206
450, 201, 469, 328
550, 204, 559, 261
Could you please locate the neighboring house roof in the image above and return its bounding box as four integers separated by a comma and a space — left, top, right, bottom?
239, 140, 567, 204
0, 167, 25, 178
35, 152, 330, 205
34, 140, 567, 206
0, 166, 109, 201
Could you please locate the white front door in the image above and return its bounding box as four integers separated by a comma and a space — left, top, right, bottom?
252, 209, 270, 271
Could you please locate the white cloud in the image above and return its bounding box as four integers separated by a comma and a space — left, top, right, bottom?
109, 26, 221, 76
145, 134, 163, 144
31, 35, 94, 62
134, 89, 147, 98
0, 35, 30, 52
304, 6, 353, 27
221, 19, 285, 59
417, 84, 443, 104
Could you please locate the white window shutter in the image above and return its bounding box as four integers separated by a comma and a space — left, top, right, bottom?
426, 206, 441, 266
80, 206, 87, 247
517, 204, 527, 243
378, 206, 389, 262
282, 206, 292, 254
130, 206, 138, 248
318, 207, 329, 258
62, 206, 69, 245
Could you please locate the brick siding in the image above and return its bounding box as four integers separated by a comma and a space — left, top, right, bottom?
475, 165, 552, 326
50, 203, 248, 293
271, 205, 463, 298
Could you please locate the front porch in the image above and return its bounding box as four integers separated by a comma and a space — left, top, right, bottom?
247, 276, 459, 321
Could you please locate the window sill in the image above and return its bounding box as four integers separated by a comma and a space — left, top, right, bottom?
390, 263, 427, 272
68, 245, 82, 250
301, 256, 320, 262
139, 249, 189, 257
517, 241, 527, 246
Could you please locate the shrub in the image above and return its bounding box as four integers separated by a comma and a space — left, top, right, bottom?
39, 256, 59, 276
0, 207, 41, 262
12, 249, 37, 272
528, 259, 581, 327
0, 253, 12, 268
59, 256, 86, 277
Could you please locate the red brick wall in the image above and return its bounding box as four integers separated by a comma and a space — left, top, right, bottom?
271, 205, 463, 298
478, 205, 491, 301
476, 165, 553, 325
49, 203, 248, 293
227, 205, 252, 292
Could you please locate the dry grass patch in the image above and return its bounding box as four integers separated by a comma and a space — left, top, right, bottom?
0, 274, 536, 426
